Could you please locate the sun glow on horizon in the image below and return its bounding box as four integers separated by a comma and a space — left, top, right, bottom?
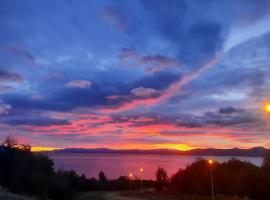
31, 146, 59, 152
154, 143, 194, 151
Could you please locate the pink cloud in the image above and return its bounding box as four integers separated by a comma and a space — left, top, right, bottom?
65, 80, 92, 89
131, 87, 160, 98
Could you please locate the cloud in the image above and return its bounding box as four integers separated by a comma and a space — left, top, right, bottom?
140, 0, 225, 67
176, 107, 264, 129
118, 48, 179, 73
118, 48, 138, 61
1, 0, 270, 149
102, 6, 128, 31
0, 85, 13, 92
100, 57, 219, 113
180, 32, 270, 105
218, 106, 244, 115
140, 55, 178, 73
0, 103, 11, 115
131, 87, 160, 98
2, 117, 70, 126
0, 69, 23, 82
7, 45, 36, 64
65, 80, 92, 89
236, 0, 270, 25
180, 22, 223, 66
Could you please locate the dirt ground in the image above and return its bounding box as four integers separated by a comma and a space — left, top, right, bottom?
74, 191, 249, 200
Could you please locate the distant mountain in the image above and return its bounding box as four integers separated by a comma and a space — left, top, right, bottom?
50, 147, 269, 157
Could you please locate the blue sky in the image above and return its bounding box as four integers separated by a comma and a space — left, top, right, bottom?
0, 0, 270, 150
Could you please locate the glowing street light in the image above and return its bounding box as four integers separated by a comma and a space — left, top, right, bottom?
208, 159, 215, 200
139, 168, 144, 193
128, 173, 133, 193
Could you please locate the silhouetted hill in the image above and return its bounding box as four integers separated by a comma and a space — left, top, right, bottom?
51, 147, 268, 157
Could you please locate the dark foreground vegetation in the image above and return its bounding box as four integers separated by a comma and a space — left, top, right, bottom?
0, 137, 270, 200
0, 137, 153, 200
153, 154, 270, 199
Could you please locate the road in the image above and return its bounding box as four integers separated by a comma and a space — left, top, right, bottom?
0, 191, 33, 200
75, 192, 145, 200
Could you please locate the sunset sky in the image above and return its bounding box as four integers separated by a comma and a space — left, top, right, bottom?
0, 0, 270, 150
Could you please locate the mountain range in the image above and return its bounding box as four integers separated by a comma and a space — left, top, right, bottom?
51, 147, 269, 157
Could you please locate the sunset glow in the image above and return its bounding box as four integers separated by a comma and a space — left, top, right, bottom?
31, 147, 59, 152
154, 144, 194, 151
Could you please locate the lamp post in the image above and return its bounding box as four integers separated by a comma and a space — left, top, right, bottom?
128, 173, 133, 193
139, 167, 144, 193
208, 159, 215, 200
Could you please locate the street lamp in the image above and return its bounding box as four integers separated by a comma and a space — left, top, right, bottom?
128, 173, 133, 193
208, 159, 215, 200
139, 167, 144, 193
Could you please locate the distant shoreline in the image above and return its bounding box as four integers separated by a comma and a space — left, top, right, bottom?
46, 146, 268, 157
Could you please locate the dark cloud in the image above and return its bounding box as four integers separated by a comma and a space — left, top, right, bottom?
180, 22, 223, 65
176, 107, 263, 128
140, 0, 224, 67
119, 48, 179, 73
2, 117, 69, 126
0, 68, 23, 82
0, 107, 70, 126
218, 106, 243, 115
109, 106, 264, 130
132, 71, 181, 90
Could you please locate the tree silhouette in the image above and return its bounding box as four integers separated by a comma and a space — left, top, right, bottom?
155, 167, 168, 191
98, 171, 108, 190
99, 171, 107, 182
2, 136, 18, 148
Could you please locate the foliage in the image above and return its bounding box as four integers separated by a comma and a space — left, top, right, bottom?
155, 167, 168, 191
169, 153, 270, 199
0, 137, 89, 200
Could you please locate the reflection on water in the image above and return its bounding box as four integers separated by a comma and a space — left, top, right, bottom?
49, 153, 263, 180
